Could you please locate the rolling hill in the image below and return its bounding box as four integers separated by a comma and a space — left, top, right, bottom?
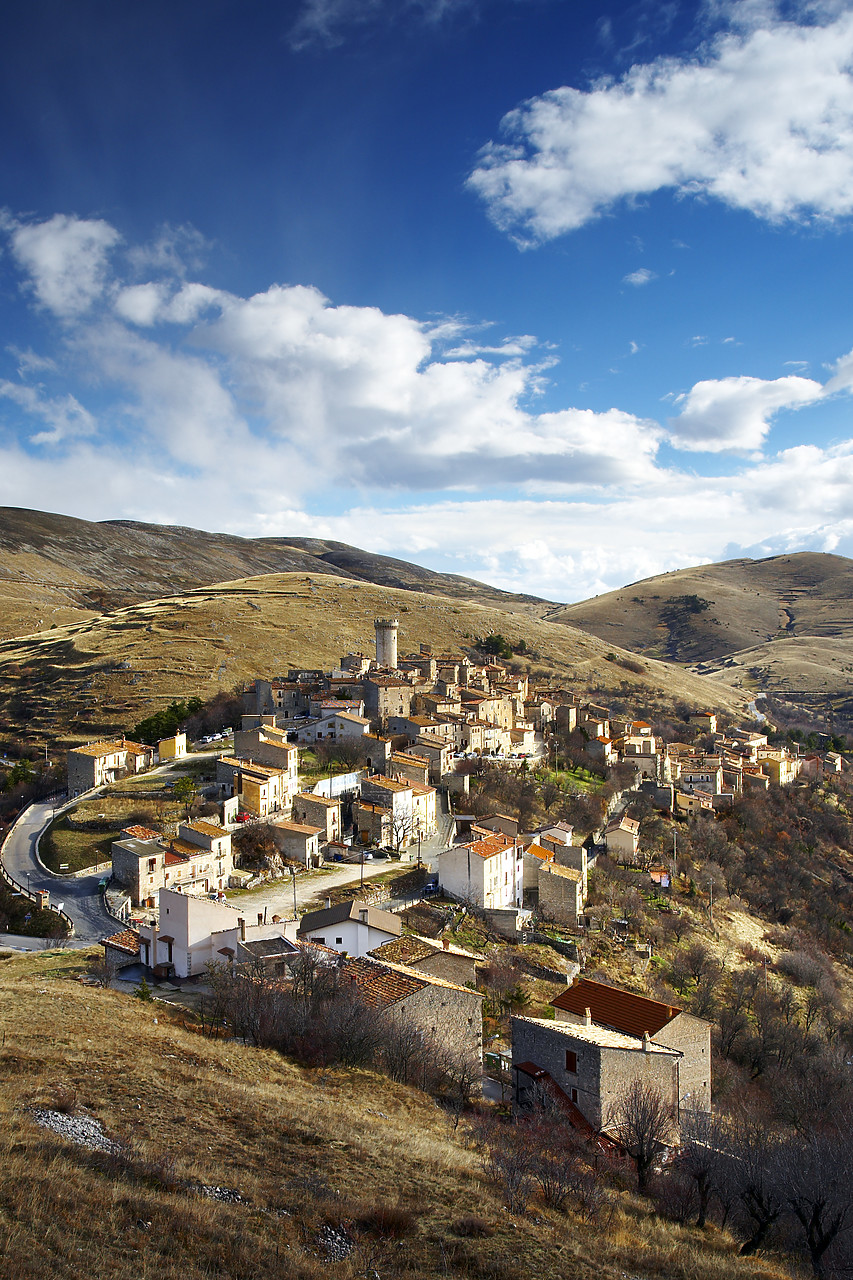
0, 571, 744, 748
0, 506, 552, 644
548, 553, 853, 701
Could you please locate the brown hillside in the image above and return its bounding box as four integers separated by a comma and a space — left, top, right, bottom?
0, 506, 552, 644
0, 947, 790, 1280
548, 552, 853, 697
0, 572, 744, 747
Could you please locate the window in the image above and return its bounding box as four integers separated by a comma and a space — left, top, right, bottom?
570, 1088, 578, 1103
336, 937, 343, 945
565, 1050, 577, 1073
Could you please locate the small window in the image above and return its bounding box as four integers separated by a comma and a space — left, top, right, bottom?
336, 937, 343, 945
570, 1088, 578, 1103
565, 1050, 577, 1073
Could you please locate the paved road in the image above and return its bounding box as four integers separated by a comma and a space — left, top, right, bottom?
2, 801, 115, 943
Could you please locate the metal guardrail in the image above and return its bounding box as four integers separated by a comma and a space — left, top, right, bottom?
0, 804, 75, 937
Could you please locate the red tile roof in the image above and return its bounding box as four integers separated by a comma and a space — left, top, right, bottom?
101, 928, 141, 956
551, 978, 681, 1038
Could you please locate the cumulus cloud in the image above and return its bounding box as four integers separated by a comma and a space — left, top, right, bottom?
0, 214, 666, 495
5, 213, 120, 316
668, 374, 824, 452
468, 7, 853, 243
5, 211, 853, 602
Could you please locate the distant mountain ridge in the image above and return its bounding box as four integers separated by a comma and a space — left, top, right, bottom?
0, 506, 553, 642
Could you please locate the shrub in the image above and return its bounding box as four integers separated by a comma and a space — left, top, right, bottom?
355, 1203, 416, 1238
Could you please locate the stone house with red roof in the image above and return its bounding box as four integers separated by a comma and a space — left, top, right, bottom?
368, 933, 482, 986
512, 976, 711, 1129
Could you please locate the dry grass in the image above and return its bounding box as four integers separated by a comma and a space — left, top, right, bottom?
0, 947, 797, 1280
551, 550, 853, 696
0, 571, 745, 750
40, 794, 186, 873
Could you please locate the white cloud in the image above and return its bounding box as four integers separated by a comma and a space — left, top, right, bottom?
468, 7, 853, 243
668, 374, 823, 452
623, 268, 656, 286
6, 214, 120, 316
0, 381, 97, 446
1, 215, 666, 493
5, 211, 853, 603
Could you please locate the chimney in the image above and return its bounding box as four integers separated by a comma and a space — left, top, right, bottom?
326, 897, 331, 909
257, 913, 263, 927
583, 1007, 592, 1026
238, 917, 246, 941
643, 1032, 651, 1053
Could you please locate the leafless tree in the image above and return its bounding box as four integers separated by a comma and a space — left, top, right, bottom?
722, 1110, 786, 1256
606, 1080, 677, 1193
480, 1121, 535, 1214
678, 1107, 728, 1228
778, 1122, 853, 1278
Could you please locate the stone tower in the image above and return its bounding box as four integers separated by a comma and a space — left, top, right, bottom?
374, 617, 399, 669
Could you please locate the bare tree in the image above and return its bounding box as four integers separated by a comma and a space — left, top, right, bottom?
778, 1123, 853, 1277
722, 1110, 785, 1256
606, 1080, 677, 1193
678, 1107, 727, 1228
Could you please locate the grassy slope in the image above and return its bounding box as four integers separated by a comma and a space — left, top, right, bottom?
0, 947, 791, 1280
0, 572, 745, 747
549, 552, 853, 695
0, 507, 551, 644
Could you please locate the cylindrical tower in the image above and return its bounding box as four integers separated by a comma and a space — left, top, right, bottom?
374, 617, 399, 669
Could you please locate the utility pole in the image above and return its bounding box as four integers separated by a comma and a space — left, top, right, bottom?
291, 866, 297, 920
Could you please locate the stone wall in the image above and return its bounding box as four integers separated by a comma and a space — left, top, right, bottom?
655, 1012, 712, 1112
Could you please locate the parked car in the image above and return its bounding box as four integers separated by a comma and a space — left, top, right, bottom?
235, 811, 253, 823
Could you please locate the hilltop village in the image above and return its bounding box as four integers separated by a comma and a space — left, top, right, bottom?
33, 615, 834, 1147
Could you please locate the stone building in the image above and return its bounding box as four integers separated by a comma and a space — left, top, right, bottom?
67, 739, 155, 796
368, 934, 482, 987
111, 821, 235, 909
291, 791, 342, 843
340, 954, 483, 1067
550, 977, 711, 1114
512, 1014, 681, 1130
537, 861, 584, 926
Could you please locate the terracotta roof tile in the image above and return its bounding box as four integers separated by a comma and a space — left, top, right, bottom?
551, 978, 680, 1038
101, 927, 141, 956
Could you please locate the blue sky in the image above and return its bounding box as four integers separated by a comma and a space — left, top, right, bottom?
3, 0, 853, 602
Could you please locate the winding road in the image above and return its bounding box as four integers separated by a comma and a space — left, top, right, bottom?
2, 801, 116, 944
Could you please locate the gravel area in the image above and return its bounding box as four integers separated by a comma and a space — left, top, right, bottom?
194, 1184, 248, 1204
317, 1223, 354, 1261
31, 1107, 122, 1154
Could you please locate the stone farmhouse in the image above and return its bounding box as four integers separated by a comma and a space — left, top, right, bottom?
340, 954, 483, 1066
512, 977, 711, 1132
368, 933, 482, 986
67, 738, 155, 796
